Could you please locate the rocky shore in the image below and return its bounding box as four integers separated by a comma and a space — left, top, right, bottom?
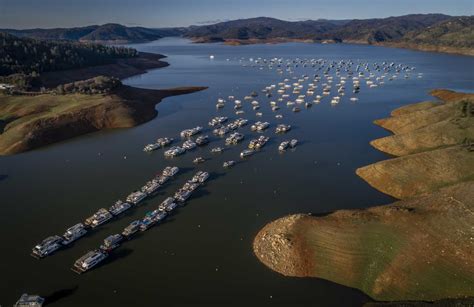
190, 36, 474, 56
253, 90, 474, 302
0, 85, 206, 155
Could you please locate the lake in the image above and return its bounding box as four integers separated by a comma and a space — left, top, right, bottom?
0, 37, 473, 306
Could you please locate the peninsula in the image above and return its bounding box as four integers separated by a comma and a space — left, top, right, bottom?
253, 90, 474, 302
0, 33, 206, 155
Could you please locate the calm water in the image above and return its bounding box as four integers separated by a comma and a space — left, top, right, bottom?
0, 38, 473, 306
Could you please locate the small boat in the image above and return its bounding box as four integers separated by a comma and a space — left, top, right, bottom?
72, 250, 107, 273
126, 191, 147, 205
196, 135, 209, 146
164, 146, 186, 157
193, 156, 206, 164
141, 179, 161, 195
156, 174, 169, 185
223, 160, 236, 168
240, 149, 255, 158
213, 126, 229, 136
290, 139, 298, 148
225, 132, 244, 145
156, 137, 173, 147
90, 210, 113, 228
278, 141, 290, 151
154, 211, 168, 222
182, 140, 197, 150
235, 118, 248, 127
211, 147, 224, 153
251, 121, 270, 131
208, 116, 228, 127
31, 235, 63, 258
14, 294, 45, 307
159, 197, 177, 211
174, 190, 192, 203
122, 220, 141, 238
109, 200, 131, 216
180, 126, 203, 138
62, 223, 87, 245
248, 135, 270, 149
143, 143, 160, 152
100, 234, 123, 252
84, 208, 113, 228
197, 171, 210, 183
275, 124, 291, 133
140, 217, 156, 231
162, 166, 179, 177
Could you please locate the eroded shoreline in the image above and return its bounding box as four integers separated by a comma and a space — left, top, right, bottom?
0, 52, 207, 155
190, 37, 474, 57
253, 90, 474, 302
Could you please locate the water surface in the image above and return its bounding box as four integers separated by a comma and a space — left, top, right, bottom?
0, 38, 473, 306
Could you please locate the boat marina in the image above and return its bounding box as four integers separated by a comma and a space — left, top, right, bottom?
30, 54, 423, 270
71, 170, 210, 273
22, 44, 435, 295
31, 166, 181, 259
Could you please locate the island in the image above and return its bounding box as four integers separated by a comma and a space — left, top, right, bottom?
253, 90, 474, 302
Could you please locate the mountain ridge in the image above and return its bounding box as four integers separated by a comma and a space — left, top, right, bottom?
1, 14, 472, 55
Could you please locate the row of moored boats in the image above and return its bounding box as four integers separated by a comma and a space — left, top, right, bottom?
71, 170, 209, 273
31, 166, 180, 259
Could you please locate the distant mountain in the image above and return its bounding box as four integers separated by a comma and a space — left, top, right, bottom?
400, 16, 474, 49
185, 17, 339, 40
1, 14, 472, 55
0, 24, 183, 43
78, 24, 162, 42
184, 14, 473, 55
314, 19, 352, 26
326, 14, 452, 43
185, 14, 452, 43
3, 26, 100, 41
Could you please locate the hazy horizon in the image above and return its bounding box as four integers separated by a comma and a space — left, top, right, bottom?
0, 0, 473, 29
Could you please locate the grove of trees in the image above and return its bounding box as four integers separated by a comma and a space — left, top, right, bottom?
0, 32, 138, 77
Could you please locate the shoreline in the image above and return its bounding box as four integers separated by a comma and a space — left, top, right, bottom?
252, 89, 474, 302
188, 36, 474, 57
0, 52, 207, 155
38, 52, 170, 89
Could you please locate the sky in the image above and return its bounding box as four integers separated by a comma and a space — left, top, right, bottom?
0, 0, 473, 29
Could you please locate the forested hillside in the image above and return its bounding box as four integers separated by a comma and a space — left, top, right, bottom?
0, 32, 137, 76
